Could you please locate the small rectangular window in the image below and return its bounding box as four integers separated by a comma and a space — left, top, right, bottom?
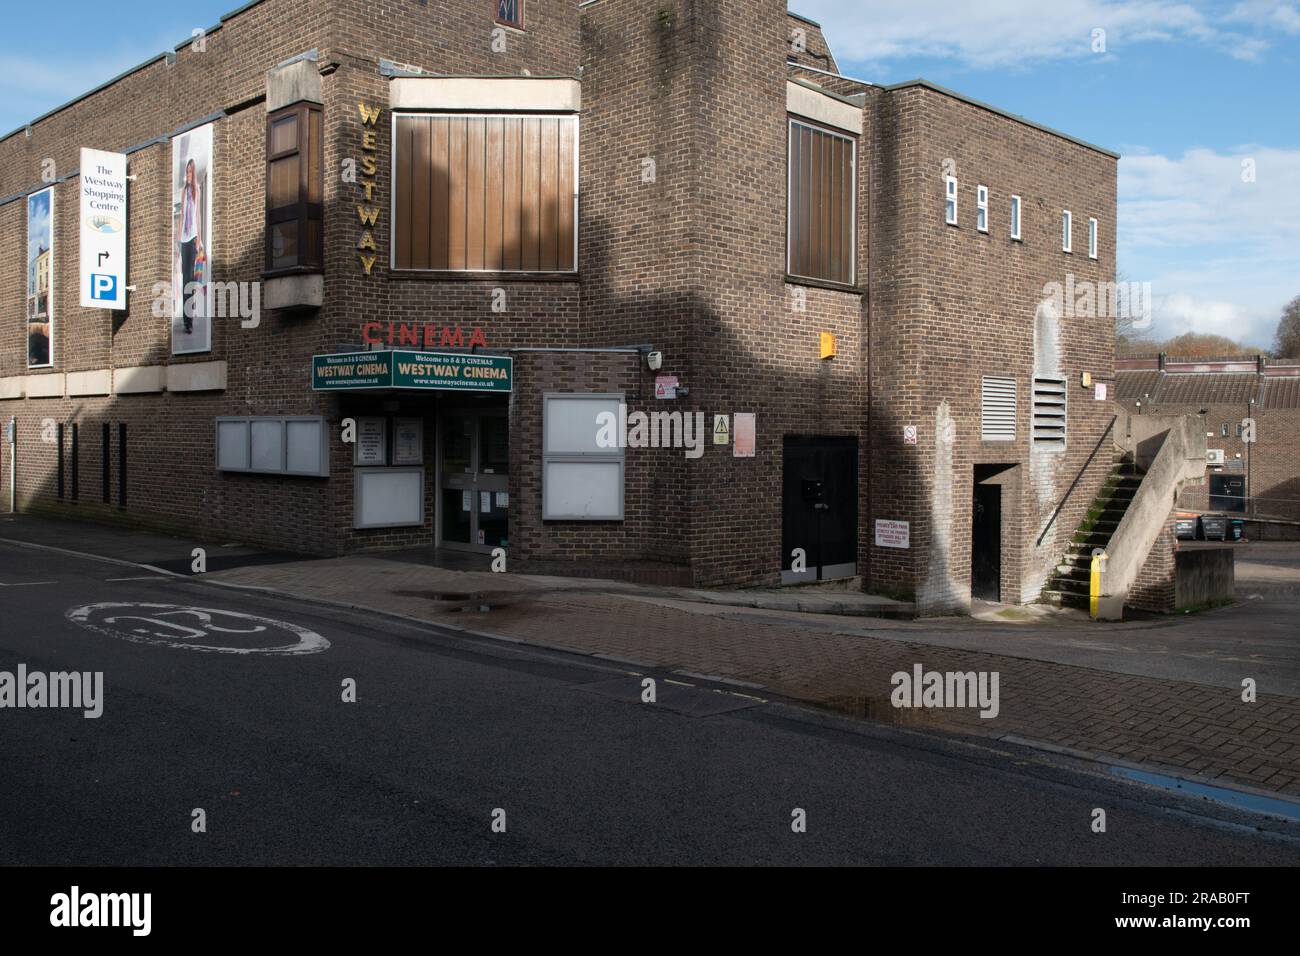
1062, 210, 1072, 253
1088, 217, 1098, 259
543, 394, 624, 520
1222, 423, 1230, 437
981, 376, 1016, 442
496, 0, 523, 29
945, 175, 958, 225
1032, 378, 1068, 446
1010, 195, 1022, 241
976, 185, 989, 233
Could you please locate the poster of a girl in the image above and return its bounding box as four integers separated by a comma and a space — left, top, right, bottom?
176, 156, 205, 334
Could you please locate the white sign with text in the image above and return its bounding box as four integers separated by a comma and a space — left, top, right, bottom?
79, 148, 129, 310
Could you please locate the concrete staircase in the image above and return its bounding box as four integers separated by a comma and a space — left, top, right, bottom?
1044, 453, 1143, 609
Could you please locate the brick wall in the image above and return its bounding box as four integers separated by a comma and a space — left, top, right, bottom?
0, 0, 1119, 606
1128, 509, 1178, 612
866, 84, 1117, 611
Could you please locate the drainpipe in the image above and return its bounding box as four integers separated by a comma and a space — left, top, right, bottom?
6, 416, 14, 513
1247, 396, 1254, 516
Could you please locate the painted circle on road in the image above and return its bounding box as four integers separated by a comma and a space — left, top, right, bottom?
66, 603, 330, 655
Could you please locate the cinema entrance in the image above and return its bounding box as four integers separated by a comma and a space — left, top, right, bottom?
437, 396, 509, 552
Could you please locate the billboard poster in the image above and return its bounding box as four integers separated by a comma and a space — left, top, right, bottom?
26, 188, 54, 368
171, 122, 214, 354
79, 148, 129, 309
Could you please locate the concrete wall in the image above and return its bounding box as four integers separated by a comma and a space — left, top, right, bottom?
1102, 413, 1207, 617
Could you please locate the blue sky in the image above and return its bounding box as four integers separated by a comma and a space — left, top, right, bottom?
2, 0, 1297, 349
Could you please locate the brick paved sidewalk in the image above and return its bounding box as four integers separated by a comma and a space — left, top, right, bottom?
208, 557, 1300, 797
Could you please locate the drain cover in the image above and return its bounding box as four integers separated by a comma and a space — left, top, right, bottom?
576, 677, 761, 718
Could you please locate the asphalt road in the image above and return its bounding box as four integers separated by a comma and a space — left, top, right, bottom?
2, 540, 1298, 866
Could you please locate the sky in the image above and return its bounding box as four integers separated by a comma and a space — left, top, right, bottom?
2, 0, 1297, 350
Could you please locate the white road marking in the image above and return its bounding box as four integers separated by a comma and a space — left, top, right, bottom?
0, 580, 57, 587
66, 602, 329, 655
104, 576, 171, 582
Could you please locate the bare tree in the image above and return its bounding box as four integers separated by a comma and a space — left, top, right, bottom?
1272, 295, 1300, 359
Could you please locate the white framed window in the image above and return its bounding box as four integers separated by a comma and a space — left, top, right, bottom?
215, 416, 329, 476
1062, 210, 1072, 253
1088, 217, 1098, 259
1032, 377, 1068, 447
976, 185, 989, 233
543, 393, 624, 520
981, 377, 1016, 442
1010, 195, 1022, 241
945, 175, 958, 225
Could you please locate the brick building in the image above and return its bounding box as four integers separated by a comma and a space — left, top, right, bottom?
1116, 355, 1300, 523
0, 0, 1117, 614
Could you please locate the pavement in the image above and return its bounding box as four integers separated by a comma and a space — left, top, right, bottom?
4, 511, 1300, 801
2, 538, 1299, 865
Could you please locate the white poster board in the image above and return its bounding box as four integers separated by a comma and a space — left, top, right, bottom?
79, 148, 129, 309
354, 468, 423, 528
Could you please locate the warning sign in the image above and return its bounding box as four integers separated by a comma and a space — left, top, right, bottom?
875, 519, 910, 549
654, 375, 678, 399
713, 414, 730, 445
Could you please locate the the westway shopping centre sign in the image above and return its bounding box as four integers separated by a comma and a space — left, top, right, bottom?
311, 350, 513, 392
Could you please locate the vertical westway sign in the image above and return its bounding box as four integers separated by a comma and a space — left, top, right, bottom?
79, 148, 129, 310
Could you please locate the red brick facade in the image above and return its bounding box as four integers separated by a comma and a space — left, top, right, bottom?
0, 0, 1117, 614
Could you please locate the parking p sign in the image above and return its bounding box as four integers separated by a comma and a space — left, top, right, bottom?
79, 148, 129, 310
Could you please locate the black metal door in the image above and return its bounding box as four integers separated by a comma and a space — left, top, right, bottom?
782, 436, 858, 581
971, 483, 1001, 601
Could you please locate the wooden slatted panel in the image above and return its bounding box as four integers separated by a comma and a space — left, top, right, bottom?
466, 118, 487, 270
839, 138, 853, 281
787, 120, 855, 285
539, 118, 559, 270
447, 117, 467, 270
430, 118, 449, 270
394, 114, 577, 272
557, 117, 575, 270
502, 117, 522, 270
484, 118, 504, 270
520, 118, 540, 271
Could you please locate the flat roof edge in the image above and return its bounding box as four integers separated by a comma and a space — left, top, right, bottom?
884, 78, 1120, 160
788, 11, 822, 28
0, 0, 268, 147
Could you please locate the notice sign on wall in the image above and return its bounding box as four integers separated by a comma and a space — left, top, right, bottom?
875, 519, 910, 549
733, 413, 755, 457
354, 417, 387, 465
79, 148, 128, 310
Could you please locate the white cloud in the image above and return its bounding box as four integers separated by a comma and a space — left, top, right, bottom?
791, 0, 1285, 69
1118, 146, 1300, 347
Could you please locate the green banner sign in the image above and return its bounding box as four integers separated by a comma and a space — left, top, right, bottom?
312, 350, 513, 392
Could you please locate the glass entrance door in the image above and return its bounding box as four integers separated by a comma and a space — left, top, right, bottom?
439, 410, 508, 552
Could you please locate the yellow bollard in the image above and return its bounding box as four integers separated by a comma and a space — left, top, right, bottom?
1089, 551, 1105, 620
